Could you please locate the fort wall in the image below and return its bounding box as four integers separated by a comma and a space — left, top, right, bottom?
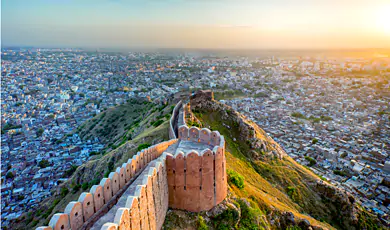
37, 101, 227, 230
167, 125, 227, 212
36, 139, 177, 230
169, 100, 182, 139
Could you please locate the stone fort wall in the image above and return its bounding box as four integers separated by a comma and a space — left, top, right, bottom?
169, 100, 182, 139
37, 102, 227, 230
167, 126, 227, 212
36, 139, 177, 230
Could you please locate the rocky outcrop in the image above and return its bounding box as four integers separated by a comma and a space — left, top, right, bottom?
316, 181, 359, 228
189, 90, 383, 230
190, 90, 286, 160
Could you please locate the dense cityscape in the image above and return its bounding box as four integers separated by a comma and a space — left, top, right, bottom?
1, 48, 389, 226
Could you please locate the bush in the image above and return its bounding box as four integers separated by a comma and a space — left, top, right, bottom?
333, 170, 347, 177
64, 165, 78, 177
37, 128, 44, 137
6, 171, 14, 179
89, 151, 99, 156
152, 119, 164, 127
312, 138, 319, 144
305, 156, 316, 166
197, 216, 208, 230
138, 143, 151, 151
188, 120, 201, 128
286, 186, 298, 201
237, 199, 263, 229
227, 169, 245, 189
212, 206, 240, 229
60, 187, 69, 197
81, 182, 89, 190
291, 112, 306, 119
38, 159, 50, 168
72, 184, 81, 193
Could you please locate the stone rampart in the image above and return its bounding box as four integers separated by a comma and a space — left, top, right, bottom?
37, 101, 227, 230
36, 139, 177, 230
169, 100, 182, 139
167, 125, 227, 212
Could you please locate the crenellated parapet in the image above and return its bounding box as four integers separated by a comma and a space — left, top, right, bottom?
36, 139, 177, 230
37, 101, 227, 230
167, 125, 227, 212
93, 154, 170, 230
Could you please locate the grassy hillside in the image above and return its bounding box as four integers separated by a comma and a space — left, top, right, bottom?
77, 98, 158, 147
164, 95, 383, 230
12, 100, 175, 230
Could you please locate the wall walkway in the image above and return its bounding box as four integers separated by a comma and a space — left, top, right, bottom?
37, 101, 227, 230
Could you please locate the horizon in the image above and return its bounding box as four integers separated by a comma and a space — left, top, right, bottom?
2, 0, 390, 49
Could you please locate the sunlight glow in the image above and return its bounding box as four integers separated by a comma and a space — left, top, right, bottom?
376, 5, 390, 35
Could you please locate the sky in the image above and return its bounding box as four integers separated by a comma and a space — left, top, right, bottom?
2, 0, 390, 49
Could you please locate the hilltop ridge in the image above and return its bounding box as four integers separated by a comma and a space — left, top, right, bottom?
11, 91, 384, 230
162, 90, 383, 230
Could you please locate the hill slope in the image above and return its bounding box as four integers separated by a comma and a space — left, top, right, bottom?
11, 100, 175, 229
163, 92, 383, 230
76, 98, 167, 148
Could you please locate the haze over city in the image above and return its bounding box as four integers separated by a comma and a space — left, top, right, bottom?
2, 0, 390, 49
1, 1, 390, 230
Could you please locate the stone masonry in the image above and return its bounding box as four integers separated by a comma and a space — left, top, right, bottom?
36, 99, 227, 230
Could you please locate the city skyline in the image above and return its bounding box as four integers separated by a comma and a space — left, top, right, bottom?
2, 0, 390, 49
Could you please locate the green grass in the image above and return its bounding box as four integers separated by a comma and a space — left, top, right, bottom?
227, 169, 245, 189
194, 105, 335, 230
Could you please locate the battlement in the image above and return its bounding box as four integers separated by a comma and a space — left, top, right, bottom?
37, 101, 227, 230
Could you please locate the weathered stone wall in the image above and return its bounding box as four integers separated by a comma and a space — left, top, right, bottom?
37, 101, 227, 230
36, 139, 177, 230
89, 154, 169, 230
169, 101, 182, 139
168, 125, 227, 212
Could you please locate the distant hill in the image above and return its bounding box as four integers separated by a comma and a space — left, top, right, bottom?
163, 92, 383, 230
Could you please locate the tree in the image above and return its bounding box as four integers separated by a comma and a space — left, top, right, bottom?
312, 138, 319, 144
37, 128, 44, 137
305, 156, 317, 166
6, 172, 14, 179
39, 159, 50, 168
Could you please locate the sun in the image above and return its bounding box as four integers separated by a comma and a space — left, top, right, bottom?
376, 6, 390, 34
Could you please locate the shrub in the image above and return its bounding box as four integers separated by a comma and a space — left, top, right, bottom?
38, 159, 50, 168
286, 186, 298, 201
312, 138, 319, 144
305, 156, 316, 166
152, 119, 164, 127
188, 120, 201, 128
237, 199, 263, 229
212, 206, 240, 229
37, 128, 44, 137
81, 182, 89, 190
72, 184, 81, 193
89, 151, 99, 156
227, 169, 245, 189
333, 170, 347, 177
291, 112, 305, 119
197, 216, 208, 230
60, 187, 69, 197
138, 143, 151, 151
64, 165, 78, 177
6, 171, 14, 179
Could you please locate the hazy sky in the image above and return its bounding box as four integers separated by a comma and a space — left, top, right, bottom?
2, 0, 390, 49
